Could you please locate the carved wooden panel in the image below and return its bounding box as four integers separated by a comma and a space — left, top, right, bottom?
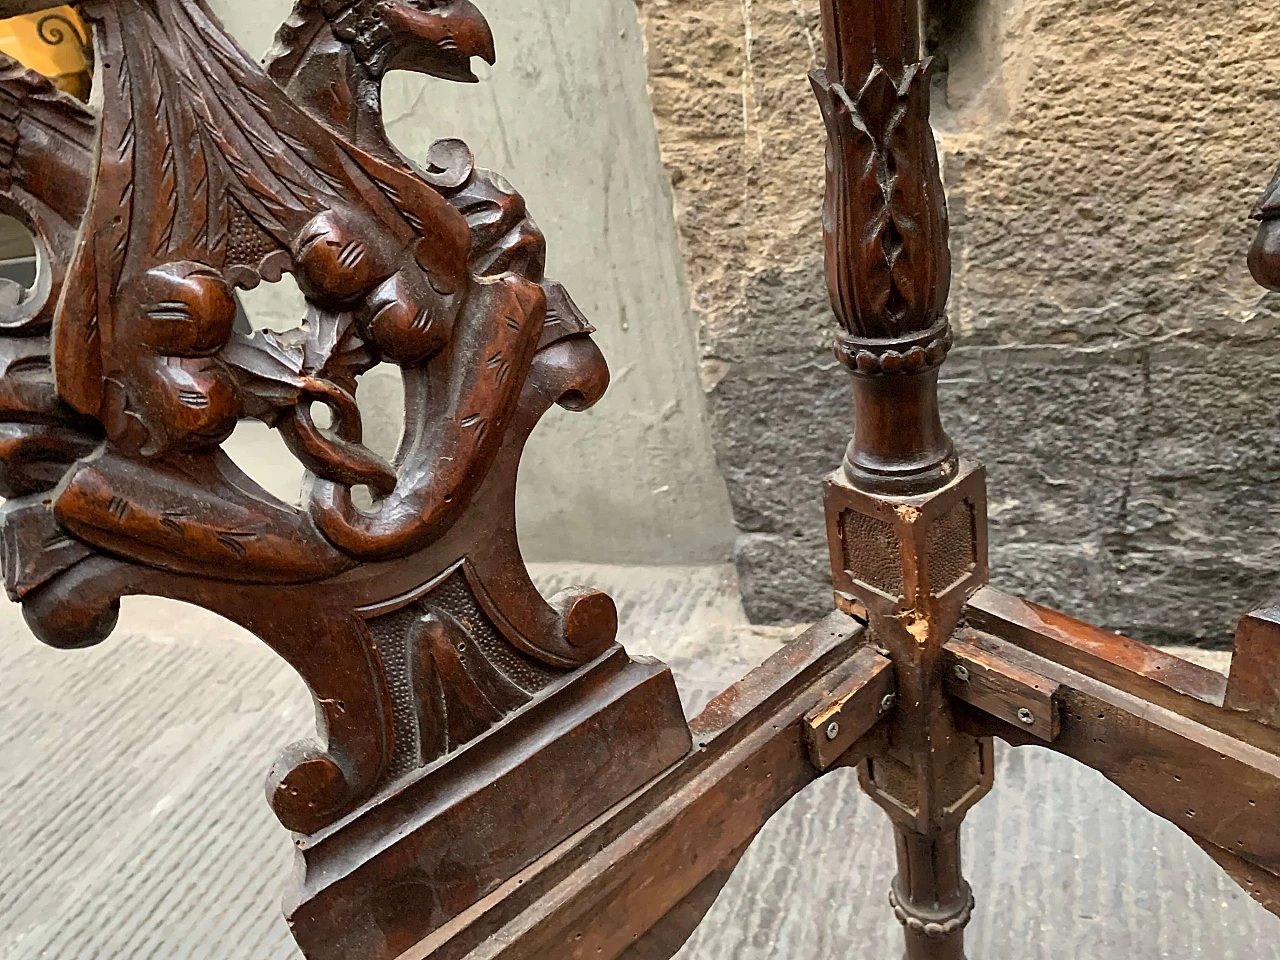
0, 2, 689, 900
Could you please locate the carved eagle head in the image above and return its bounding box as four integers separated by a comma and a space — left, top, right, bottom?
330, 0, 497, 83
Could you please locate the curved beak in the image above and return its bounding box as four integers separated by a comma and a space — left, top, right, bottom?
385, 0, 496, 83
452, 0, 497, 72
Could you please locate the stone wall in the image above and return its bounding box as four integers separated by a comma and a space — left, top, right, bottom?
635, 0, 1280, 643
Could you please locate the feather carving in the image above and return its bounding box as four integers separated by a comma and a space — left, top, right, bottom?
56, 0, 471, 422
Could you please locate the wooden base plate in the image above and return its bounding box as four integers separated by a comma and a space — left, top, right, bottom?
284, 646, 691, 960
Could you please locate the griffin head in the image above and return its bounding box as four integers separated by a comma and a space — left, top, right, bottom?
331, 0, 496, 82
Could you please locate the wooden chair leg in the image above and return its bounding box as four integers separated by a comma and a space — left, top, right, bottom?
892, 826, 973, 960
826, 461, 992, 958
810, 0, 996, 952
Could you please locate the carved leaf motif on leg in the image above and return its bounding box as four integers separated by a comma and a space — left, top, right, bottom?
810, 60, 949, 342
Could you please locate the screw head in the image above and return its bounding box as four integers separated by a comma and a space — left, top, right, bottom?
879, 692, 896, 714
1017, 707, 1035, 725
953, 664, 970, 682
825, 720, 840, 741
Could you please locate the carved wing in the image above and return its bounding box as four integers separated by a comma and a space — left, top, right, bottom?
0, 0, 623, 846
0, 56, 100, 508
0, 53, 93, 331
54, 0, 471, 421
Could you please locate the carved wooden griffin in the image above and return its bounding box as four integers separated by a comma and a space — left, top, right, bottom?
0, 0, 633, 837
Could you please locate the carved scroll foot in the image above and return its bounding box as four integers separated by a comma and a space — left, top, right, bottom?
22, 568, 120, 649
268, 744, 363, 837
246, 608, 397, 834
11, 546, 393, 834
550, 586, 618, 653
14, 551, 123, 649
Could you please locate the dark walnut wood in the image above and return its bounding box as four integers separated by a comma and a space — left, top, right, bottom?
1250, 156, 1280, 290
7, 0, 1280, 958
811, 0, 954, 495
812, 2, 989, 956
961, 589, 1280, 920
0, 0, 690, 950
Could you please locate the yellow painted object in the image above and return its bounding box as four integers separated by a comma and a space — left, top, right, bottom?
0, 7, 91, 99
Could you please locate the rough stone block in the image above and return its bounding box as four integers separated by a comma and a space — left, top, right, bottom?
637, 0, 1280, 644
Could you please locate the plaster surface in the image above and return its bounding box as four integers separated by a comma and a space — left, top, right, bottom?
207, 0, 736, 564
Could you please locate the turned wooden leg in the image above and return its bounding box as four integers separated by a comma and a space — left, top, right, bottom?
808, 0, 994, 951
891, 826, 974, 960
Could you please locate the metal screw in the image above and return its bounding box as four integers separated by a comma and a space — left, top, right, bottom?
825, 720, 840, 741
1017, 707, 1035, 725
879, 692, 896, 714
953, 664, 970, 682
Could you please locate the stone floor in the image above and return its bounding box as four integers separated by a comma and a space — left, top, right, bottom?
1, 564, 1277, 959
